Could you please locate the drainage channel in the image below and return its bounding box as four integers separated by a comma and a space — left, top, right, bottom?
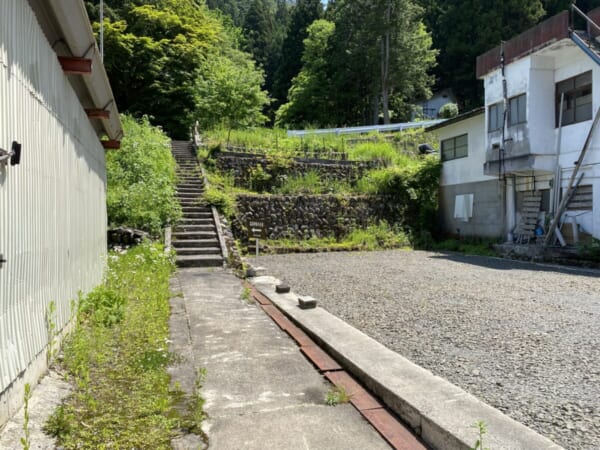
245, 282, 428, 450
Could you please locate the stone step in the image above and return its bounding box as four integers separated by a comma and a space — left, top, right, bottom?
182, 212, 213, 219
177, 193, 204, 199
172, 239, 219, 248
178, 189, 204, 194
174, 231, 217, 240
180, 220, 214, 226
177, 181, 203, 186
175, 247, 221, 256
176, 255, 223, 268
175, 224, 215, 232
179, 201, 205, 208
177, 186, 204, 191
181, 205, 211, 211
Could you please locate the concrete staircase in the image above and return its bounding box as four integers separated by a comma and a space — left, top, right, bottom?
171, 140, 223, 267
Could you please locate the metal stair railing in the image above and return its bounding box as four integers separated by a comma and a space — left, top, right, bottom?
570, 5, 600, 64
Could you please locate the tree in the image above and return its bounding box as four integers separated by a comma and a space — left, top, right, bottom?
243, 0, 276, 69
324, 0, 436, 124
272, 0, 323, 106
92, 0, 268, 138
417, 0, 545, 108
276, 19, 336, 126
196, 53, 270, 138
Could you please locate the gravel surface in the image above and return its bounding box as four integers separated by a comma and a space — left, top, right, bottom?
251, 250, 600, 449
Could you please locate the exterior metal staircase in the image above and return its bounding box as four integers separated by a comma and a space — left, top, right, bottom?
515, 191, 543, 244
171, 140, 224, 267
570, 5, 600, 65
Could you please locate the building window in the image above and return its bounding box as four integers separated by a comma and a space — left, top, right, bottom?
556, 71, 592, 127
441, 134, 468, 161
509, 94, 526, 126
488, 103, 503, 132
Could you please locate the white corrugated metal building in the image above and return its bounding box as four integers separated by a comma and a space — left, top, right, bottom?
0, 0, 122, 426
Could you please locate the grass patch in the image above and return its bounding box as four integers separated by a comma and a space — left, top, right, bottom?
325, 385, 352, 406
204, 127, 437, 162
45, 242, 203, 449
273, 171, 354, 195
262, 222, 411, 253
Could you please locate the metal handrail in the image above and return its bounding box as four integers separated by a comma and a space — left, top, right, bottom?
571, 4, 600, 36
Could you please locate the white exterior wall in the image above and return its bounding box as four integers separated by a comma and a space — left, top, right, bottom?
438, 114, 491, 186
0, 0, 107, 409
554, 47, 600, 236
482, 42, 600, 238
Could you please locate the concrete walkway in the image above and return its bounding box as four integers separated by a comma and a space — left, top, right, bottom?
169, 268, 391, 450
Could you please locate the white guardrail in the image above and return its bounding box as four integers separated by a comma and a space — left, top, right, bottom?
286, 120, 446, 137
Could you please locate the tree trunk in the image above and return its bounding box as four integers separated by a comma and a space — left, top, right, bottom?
372, 93, 379, 125
381, 1, 392, 124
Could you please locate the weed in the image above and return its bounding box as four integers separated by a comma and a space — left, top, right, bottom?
203, 186, 236, 219
46, 243, 192, 449
240, 286, 253, 304
325, 385, 352, 406
46, 301, 57, 364
429, 238, 498, 257
471, 420, 489, 450
262, 222, 410, 253
20, 383, 31, 450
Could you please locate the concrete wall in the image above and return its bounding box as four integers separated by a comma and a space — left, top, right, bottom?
0, 0, 107, 426
439, 180, 504, 238
435, 113, 503, 238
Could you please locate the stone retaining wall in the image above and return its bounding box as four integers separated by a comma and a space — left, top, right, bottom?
235, 194, 405, 240
215, 151, 378, 185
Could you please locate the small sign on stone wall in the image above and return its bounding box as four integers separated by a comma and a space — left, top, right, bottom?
248, 220, 267, 239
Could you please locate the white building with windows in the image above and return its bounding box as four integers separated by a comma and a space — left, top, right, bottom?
430, 7, 600, 242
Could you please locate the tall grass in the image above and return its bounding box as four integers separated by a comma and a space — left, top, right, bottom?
45, 243, 203, 449
204, 127, 437, 164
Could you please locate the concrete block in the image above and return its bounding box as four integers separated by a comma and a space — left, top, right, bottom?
298, 296, 317, 309
275, 283, 290, 294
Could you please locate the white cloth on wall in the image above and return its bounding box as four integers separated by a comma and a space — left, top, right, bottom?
454, 193, 474, 222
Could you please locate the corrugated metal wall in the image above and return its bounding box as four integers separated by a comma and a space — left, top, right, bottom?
0, 0, 107, 393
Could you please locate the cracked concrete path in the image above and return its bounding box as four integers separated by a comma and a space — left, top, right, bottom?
169, 268, 391, 450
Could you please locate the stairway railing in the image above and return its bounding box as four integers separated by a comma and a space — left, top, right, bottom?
570, 5, 600, 47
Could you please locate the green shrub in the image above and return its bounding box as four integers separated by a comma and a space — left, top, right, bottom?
106, 115, 181, 235
248, 164, 273, 192
203, 186, 236, 218
346, 222, 410, 250
276, 171, 322, 194
438, 103, 459, 118
577, 238, 600, 261
356, 157, 441, 234
78, 286, 126, 327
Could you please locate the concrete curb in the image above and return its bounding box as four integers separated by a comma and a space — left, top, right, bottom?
251, 275, 564, 450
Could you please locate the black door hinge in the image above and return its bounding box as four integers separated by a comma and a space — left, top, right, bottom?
0, 254, 6, 269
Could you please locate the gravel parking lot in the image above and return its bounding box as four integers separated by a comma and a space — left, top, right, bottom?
251, 250, 600, 449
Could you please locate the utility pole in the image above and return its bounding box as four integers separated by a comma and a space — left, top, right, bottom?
100, 0, 104, 61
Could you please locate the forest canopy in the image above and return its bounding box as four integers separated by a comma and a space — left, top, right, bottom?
88, 0, 600, 134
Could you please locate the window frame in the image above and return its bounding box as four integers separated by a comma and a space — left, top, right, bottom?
488, 102, 503, 133
509, 93, 527, 126
556, 71, 593, 127
441, 134, 468, 162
